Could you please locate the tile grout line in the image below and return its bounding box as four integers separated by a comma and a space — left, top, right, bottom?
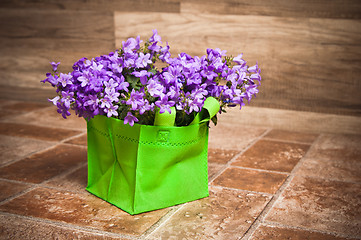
240, 134, 323, 240
0, 185, 38, 206
0, 211, 136, 240
211, 185, 273, 197
262, 137, 314, 145
208, 128, 272, 185
142, 204, 187, 239
262, 220, 361, 240
0, 139, 58, 168
230, 165, 291, 176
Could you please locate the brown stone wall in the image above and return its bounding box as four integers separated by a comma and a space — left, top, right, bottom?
0, 0, 360, 116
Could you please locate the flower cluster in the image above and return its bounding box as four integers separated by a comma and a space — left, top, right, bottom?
42, 30, 261, 126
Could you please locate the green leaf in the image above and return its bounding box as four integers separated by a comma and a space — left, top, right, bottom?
125, 75, 141, 90
211, 115, 218, 126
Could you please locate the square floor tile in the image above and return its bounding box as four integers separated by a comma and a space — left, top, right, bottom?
0, 187, 169, 237
0, 144, 87, 183
232, 140, 310, 172
0, 122, 82, 142
266, 176, 361, 237
0, 213, 119, 240
264, 129, 318, 144
212, 167, 288, 194
209, 123, 267, 150
208, 148, 239, 164
0, 180, 30, 202
0, 135, 52, 165
250, 224, 355, 240
148, 187, 271, 239
296, 134, 361, 182
45, 165, 88, 193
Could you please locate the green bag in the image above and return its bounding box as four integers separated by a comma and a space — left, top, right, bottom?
86, 97, 219, 215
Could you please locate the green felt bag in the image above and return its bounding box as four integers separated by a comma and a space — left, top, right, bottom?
86, 97, 219, 215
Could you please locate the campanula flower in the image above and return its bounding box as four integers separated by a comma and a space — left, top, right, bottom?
42, 30, 261, 125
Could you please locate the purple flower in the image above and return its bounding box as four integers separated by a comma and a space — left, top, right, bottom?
105, 104, 118, 118
148, 42, 161, 52
159, 43, 171, 62
200, 66, 218, 81
122, 37, 138, 53
147, 79, 164, 97
124, 112, 138, 126
135, 52, 152, 68
138, 100, 153, 115
58, 73, 72, 87
105, 88, 120, 102
42, 73, 59, 86
57, 102, 71, 119
104, 78, 118, 93
50, 62, 60, 71
61, 91, 74, 108
77, 75, 89, 87
155, 94, 175, 114
42, 30, 261, 127
233, 53, 245, 65
84, 94, 99, 109
149, 29, 161, 43
132, 70, 152, 85
126, 89, 145, 111
48, 96, 60, 105
99, 96, 112, 109
163, 65, 181, 85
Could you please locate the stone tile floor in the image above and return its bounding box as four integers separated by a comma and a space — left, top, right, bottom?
0, 100, 360, 239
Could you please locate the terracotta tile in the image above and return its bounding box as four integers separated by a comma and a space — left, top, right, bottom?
0, 135, 52, 165
212, 167, 287, 194
266, 176, 361, 237
264, 129, 318, 144
296, 134, 361, 182
5, 107, 86, 130
0, 122, 83, 142
208, 148, 239, 164
232, 140, 310, 172
208, 163, 224, 181
209, 122, 267, 150
148, 187, 271, 239
250, 224, 354, 240
296, 156, 361, 182
0, 180, 30, 202
0, 187, 169, 237
0, 213, 122, 240
311, 133, 361, 151
46, 165, 88, 192
0, 144, 87, 183
65, 133, 87, 146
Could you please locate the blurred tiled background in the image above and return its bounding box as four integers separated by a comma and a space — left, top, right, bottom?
0, 1, 360, 239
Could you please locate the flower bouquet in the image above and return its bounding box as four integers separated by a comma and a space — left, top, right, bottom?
42, 30, 261, 214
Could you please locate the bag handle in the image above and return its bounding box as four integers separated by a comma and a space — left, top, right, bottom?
154, 97, 220, 126
190, 97, 220, 125
154, 107, 176, 126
